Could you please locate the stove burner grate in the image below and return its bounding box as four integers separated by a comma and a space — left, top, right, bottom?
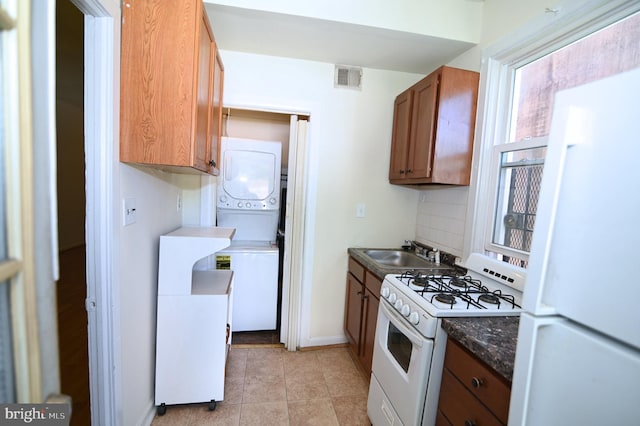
393, 269, 521, 311
478, 293, 500, 305
435, 293, 456, 304
448, 277, 469, 289
433, 293, 456, 306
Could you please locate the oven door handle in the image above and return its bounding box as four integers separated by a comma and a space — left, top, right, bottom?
380, 301, 425, 347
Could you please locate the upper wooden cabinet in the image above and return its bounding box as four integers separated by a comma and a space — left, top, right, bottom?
389, 66, 479, 185
120, 0, 224, 175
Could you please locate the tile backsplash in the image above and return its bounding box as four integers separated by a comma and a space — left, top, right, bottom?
415, 187, 469, 258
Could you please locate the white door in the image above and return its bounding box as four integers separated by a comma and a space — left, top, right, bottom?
279, 116, 309, 348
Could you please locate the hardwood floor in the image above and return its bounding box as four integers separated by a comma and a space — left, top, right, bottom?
56, 245, 91, 426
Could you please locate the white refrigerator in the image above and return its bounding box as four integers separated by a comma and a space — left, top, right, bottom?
508, 68, 640, 425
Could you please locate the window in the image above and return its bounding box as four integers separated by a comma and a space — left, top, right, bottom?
0, 2, 17, 403
467, 1, 640, 268
1, 0, 42, 403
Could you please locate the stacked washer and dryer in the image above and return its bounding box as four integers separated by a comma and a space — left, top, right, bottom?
215, 137, 282, 333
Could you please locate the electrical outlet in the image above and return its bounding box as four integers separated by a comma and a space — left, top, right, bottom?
123, 198, 137, 226
356, 203, 366, 218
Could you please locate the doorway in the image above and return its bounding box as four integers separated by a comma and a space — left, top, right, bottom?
219, 108, 309, 347
55, 2, 89, 425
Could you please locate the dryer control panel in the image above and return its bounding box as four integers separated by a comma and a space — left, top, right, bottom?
218, 194, 279, 210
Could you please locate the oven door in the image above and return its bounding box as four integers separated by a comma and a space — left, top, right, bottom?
368, 299, 434, 425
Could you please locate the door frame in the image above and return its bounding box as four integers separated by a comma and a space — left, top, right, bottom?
69, 0, 121, 423
200, 109, 311, 351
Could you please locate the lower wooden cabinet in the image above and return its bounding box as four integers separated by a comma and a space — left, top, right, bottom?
344, 257, 381, 375
437, 339, 511, 426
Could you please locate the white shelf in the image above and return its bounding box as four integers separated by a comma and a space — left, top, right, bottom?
192, 270, 233, 295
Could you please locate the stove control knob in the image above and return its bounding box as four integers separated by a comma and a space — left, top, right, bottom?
219, 195, 227, 203
237, 202, 243, 208
394, 299, 403, 310
246, 202, 251, 208
401, 304, 411, 317
409, 312, 420, 325
381, 287, 390, 299
388, 293, 397, 304
269, 198, 277, 205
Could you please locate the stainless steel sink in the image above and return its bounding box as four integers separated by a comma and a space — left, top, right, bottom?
362, 249, 443, 269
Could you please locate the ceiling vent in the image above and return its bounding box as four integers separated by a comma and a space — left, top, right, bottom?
334, 65, 362, 90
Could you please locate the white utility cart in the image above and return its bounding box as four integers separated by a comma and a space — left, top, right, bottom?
154, 226, 235, 416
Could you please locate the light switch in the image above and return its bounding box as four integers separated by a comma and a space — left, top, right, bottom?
123, 198, 137, 226
356, 203, 366, 218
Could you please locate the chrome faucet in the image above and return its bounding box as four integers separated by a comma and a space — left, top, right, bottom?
427, 248, 440, 264
404, 239, 416, 250
404, 240, 423, 255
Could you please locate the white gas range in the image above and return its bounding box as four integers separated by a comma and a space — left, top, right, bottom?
367, 253, 525, 426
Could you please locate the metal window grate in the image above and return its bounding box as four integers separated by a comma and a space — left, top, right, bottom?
502, 164, 543, 267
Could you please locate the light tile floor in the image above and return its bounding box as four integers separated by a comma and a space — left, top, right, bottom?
151, 346, 371, 425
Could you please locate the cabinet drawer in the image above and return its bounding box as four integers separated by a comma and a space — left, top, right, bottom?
348, 257, 365, 282
364, 271, 382, 298
444, 339, 511, 424
438, 368, 503, 426
436, 409, 452, 426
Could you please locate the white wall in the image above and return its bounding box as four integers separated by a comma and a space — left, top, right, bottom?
118, 165, 184, 426
207, 0, 483, 42
415, 0, 553, 258
415, 187, 469, 259
219, 51, 421, 346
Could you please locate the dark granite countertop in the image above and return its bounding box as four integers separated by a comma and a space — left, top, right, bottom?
441, 316, 519, 382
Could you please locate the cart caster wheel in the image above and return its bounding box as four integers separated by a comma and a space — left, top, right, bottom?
208, 400, 217, 411
157, 403, 167, 416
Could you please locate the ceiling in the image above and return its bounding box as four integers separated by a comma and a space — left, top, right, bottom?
204, 4, 476, 75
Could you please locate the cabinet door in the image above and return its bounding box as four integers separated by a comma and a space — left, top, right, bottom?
210, 48, 224, 172
120, 0, 198, 167
430, 67, 479, 185
360, 288, 379, 374
389, 89, 413, 180
344, 273, 364, 353
194, 12, 214, 172
407, 72, 438, 180
439, 369, 503, 426
444, 339, 511, 423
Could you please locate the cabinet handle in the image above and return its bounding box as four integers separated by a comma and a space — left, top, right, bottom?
464, 420, 476, 426
208, 160, 216, 167
471, 377, 483, 388
399, 170, 405, 174
406, 169, 412, 174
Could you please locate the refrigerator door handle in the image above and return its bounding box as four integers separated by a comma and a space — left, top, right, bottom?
523, 102, 593, 314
